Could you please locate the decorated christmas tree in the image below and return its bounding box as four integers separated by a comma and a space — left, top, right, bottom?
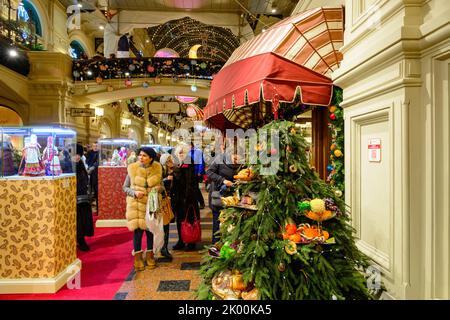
196, 120, 374, 300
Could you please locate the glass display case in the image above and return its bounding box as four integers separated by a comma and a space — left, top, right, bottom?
98, 138, 138, 167
0, 126, 76, 178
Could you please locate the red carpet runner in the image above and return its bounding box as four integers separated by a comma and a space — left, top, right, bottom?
0, 226, 134, 300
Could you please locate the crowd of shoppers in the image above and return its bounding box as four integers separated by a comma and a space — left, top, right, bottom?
74, 138, 242, 270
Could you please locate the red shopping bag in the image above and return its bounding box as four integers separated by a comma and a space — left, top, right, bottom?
181, 205, 201, 244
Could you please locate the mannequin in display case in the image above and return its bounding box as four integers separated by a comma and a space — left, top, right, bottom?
111, 149, 122, 166
42, 136, 62, 176
21, 134, 45, 176
119, 146, 128, 162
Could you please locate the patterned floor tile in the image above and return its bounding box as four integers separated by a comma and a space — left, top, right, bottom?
157, 280, 191, 292
113, 194, 213, 300
180, 262, 201, 270
113, 292, 129, 300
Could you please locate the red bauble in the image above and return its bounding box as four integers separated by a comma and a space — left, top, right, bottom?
330, 113, 336, 120
270, 148, 278, 155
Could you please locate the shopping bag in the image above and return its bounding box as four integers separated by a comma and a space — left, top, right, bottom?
181, 205, 201, 244
145, 211, 164, 253
145, 189, 164, 253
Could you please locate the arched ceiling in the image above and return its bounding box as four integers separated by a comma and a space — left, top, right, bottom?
146, 17, 240, 62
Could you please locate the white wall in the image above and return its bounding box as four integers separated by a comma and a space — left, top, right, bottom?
332, 0, 450, 299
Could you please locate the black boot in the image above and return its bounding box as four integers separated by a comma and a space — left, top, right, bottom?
77, 237, 90, 251
161, 225, 173, 259
172, 241, 185, 250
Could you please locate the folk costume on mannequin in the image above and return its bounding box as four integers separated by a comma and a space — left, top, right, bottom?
21, 134, 45, 176
123, 147, 162, 271
111, 149, 122, 166
42, 136, 62, 176
119, 147, 127, 162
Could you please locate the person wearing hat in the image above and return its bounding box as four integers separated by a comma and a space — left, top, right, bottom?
75, 144, 94, 251
123, 146, 162, 271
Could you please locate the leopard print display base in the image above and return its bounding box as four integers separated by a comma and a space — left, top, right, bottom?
0, 176, 77, 279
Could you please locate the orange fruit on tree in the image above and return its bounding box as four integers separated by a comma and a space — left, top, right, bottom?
303, 226, 320, 239
329, 106, 337, 113
285, 224, 297, 235
330, 144, 337, 151
289, 233, 301, 243
322, 230, 330, 240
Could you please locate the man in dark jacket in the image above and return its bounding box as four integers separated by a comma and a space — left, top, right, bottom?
206, 151, 240, 244
86, 142, 99, 213
75, 144, 94, 251
190, 142, 205, 209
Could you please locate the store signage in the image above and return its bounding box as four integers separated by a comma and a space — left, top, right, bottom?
148, 101, 180, 114
368, 138, 381, 162
70, 108, 95, 117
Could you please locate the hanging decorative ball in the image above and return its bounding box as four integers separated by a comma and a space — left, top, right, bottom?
327, 164, 334, 171
154, 76, 161, 84
289, 164, 297, 173
334, 189, 343, 198
142, 81, 149, 88
270, 148, 278, 156
329, 105, 337, 113
298, 200, 311, 212
125, 79, 132, 87
330, 113, 337, 120
330, 143, 337, 151
334, 149, 343, 157
95, 76, 103, 84
278, 262, 286, 272
73, 70, 80, 78
147, 65, 155, 73
128, 64, 136, 71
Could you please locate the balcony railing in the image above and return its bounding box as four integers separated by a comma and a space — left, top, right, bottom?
0, 16, 43, 51
72, 56, 224, 82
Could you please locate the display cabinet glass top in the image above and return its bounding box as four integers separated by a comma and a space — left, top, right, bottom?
98, 138, 138, 167
0, 126, 77, 179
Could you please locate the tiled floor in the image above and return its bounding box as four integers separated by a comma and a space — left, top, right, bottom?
113, 192, 213, 300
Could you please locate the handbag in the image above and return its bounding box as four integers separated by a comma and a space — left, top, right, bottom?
161, 196, 175, 225
181, 205, 201, 244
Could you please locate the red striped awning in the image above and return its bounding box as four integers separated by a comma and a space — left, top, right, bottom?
224, 7, 344, 77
